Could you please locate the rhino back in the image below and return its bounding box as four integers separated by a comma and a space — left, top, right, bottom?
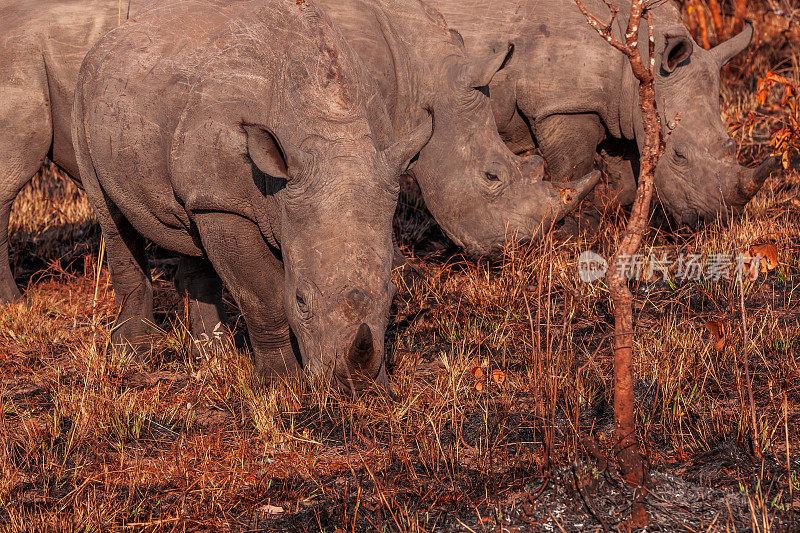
318, 0, 461, 135
432, 0, 687, 139
0, 0, 142, 177
317, 0, 397, 111
76, 0, 378, 252
432, 0, 627, 125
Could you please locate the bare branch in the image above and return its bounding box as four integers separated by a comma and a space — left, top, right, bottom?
574, 0, 654, 82
574, 0, 627, 53
646, 10, 655, 76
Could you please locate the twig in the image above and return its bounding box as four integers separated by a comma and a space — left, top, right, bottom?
571, 464, 609, 531
737, 259, 760, 456
91, 235, 106, 341
785, 390, 792, 472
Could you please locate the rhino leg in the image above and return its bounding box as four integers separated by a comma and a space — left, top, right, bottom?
533, 113, 605, 182
175, 255, 230, 356
73, 87, 155, 354
97, 201, 155, 353
534, 113, 606, 234
192, 212, 300, 379
598, 139, 639, 207
0, 83, 53, 303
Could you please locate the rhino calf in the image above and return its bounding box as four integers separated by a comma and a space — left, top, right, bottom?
318, 0, 599, 257
432, 0, 775, 226
72, 0, 431, 389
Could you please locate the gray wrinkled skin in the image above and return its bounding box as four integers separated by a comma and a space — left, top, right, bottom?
72, 0, 432, 390
432, 0, 775, 226
318, 0, 600, 257
0, 0, 594, 308
0, 0, 238, 347
0, 0, 134, 303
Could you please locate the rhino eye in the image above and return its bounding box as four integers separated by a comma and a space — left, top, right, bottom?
473, 85, 490, 97
296, 289, 312, 318
485, 172, 500, 182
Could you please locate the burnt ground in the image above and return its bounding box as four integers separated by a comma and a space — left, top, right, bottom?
3, 3, 800, 528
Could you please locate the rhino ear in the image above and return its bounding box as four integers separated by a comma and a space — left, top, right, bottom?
660, 33, 693, 74
710, 21, 753, 67
243, 124, 307, 179
466, 42, 513, 88
383, 112, 433, 173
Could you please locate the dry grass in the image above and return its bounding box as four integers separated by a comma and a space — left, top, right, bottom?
1, 160, 798, 531
2, 8, 800, 531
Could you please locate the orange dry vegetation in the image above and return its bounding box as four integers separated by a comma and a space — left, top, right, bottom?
1, 1, 800, 530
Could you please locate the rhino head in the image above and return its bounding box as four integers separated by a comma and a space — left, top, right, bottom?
649, 22, 776, 225
245, 117, 432, 392
408, 34, 599, 257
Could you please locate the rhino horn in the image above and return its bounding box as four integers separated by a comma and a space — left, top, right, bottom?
347, 323, 375, 372
710, 21, 753, 67
552, 170, 602, 220
373, 365, 395, 399
529, 170, 601, 235
737, 156, 776, 201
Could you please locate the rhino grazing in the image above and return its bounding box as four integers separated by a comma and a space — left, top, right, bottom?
0, 0, 596, 309
72, 0, 432, 389
317, 0, 600, 257
431, 0, 775, 226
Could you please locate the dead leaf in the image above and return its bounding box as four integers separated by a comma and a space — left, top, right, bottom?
194, 408, 233, 429
492, 368, 506, 386
704, 320, 727, 352
740, 255, 759, 281
260, 504, 285, 515
475, 381, 483, 392
741, 243, 778, 281
363, 499, 381, 511
471, 366, 484, 380
749, 243, 779, 271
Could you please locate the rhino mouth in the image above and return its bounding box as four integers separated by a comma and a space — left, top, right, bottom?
330, 323, 387, 393
332, 357, 387, 394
